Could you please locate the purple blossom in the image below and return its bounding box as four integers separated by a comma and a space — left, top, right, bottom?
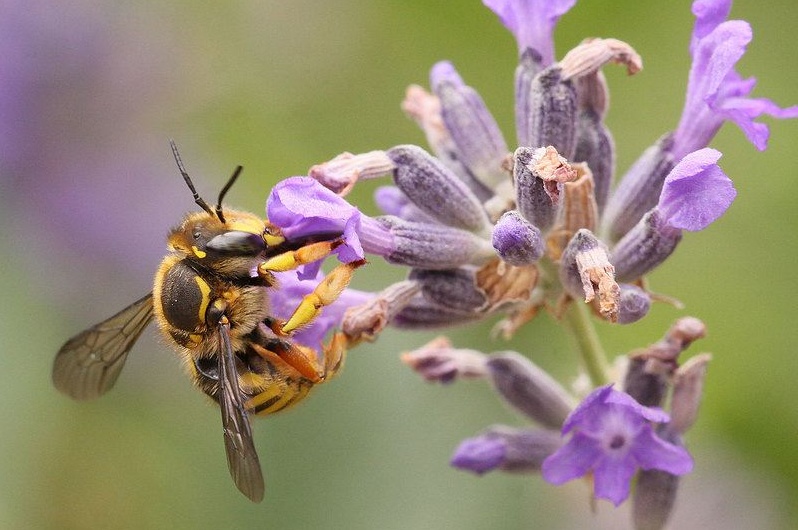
267, 176, 494, 275
673, 0, 798, 157
267, 177, 368, 265
482, 0, 577, 64
612, 148, 735, 281
541, 386, 693, 506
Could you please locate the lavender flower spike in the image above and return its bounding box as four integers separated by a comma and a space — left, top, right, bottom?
542, 385, 693, 507
673, 0, 798, 157
613, 148, 735, 282
483, 0, 576, 65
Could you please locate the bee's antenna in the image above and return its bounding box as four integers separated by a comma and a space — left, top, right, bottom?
170, 139, 214, 217
215, 165, 243, 224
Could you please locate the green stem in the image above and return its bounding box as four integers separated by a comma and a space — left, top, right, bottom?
565, 301, 610, 387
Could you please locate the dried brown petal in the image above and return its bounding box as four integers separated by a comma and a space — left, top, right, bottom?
475, 258, 539, 310
401, 336, 488, 383
341, 280, 421, 342
546, 163, 598, 260
670, 353, 711, 434
560, 38, 642, 80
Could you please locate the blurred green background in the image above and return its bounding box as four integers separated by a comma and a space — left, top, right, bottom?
2, 1, 796, 528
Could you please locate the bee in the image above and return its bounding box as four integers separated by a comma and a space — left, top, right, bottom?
52, 141, 364, 502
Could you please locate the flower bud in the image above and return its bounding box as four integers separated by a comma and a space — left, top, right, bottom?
513, 146, 577, 232
308, 150, 395, 195
451, 426, 563, 475
670, 353, 711, 435
341, 280, 421, 342
409, 268, 489, 313
514, 48, 544, 147
431, 61, 509, 190
400, 336, 488, 383
617, 283, 651, 324
401, 85, 494, 200
633, 465, 680, 530
486, 352, 575, 429
612, 210, 682, 283
602, 134, 676, 242
387, 144, 491, 234
524, 65, 577, 158
492, 210, 545, 266
391, 293, 484, 329
573, 72, 615, 213
374, 215, 495, 269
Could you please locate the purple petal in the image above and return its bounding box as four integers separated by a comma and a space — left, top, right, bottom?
483, 0, 576, 64
631, 428, 694, 476
450, 435, 507, 475
713, 89, 798, 150
541, 432, 602, 484
675, 20, 751, 155
689, 0, 732, 53
676, 14, 798, 155
267, 176, 365, 262
561, 385, 614, 434
657, 148, 736, 231
603, 389, 671, 424
593, 453, 638, 506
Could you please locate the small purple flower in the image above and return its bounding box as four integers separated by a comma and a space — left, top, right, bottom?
604, 0, 797, 241
267, 177, 368, 265
673, 0, 798, 157
482, 0, 577, 65
541, 385, 693, 507
268, 176, 494, 277
612, 148, 735, 281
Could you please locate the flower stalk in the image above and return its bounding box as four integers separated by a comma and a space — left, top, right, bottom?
564, 297, 610, 387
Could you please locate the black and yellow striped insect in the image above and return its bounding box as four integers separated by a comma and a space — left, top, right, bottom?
52, 142, 363, 502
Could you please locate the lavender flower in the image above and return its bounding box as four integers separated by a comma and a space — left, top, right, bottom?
602, 0, 798, 241
254, 0, 791, 524
612, 148, 736, 282
541, 385, 693, 507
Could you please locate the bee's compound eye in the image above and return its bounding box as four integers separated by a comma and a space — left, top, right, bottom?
194, 357, 219, 381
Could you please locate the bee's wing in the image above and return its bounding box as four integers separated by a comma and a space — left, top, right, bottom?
218, 319, 265, 502
53, 293, 154, 400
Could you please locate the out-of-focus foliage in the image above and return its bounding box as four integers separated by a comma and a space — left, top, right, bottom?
1, 1, 796, 528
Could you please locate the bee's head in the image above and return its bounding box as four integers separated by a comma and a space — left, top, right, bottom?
167, 141, 268, 263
